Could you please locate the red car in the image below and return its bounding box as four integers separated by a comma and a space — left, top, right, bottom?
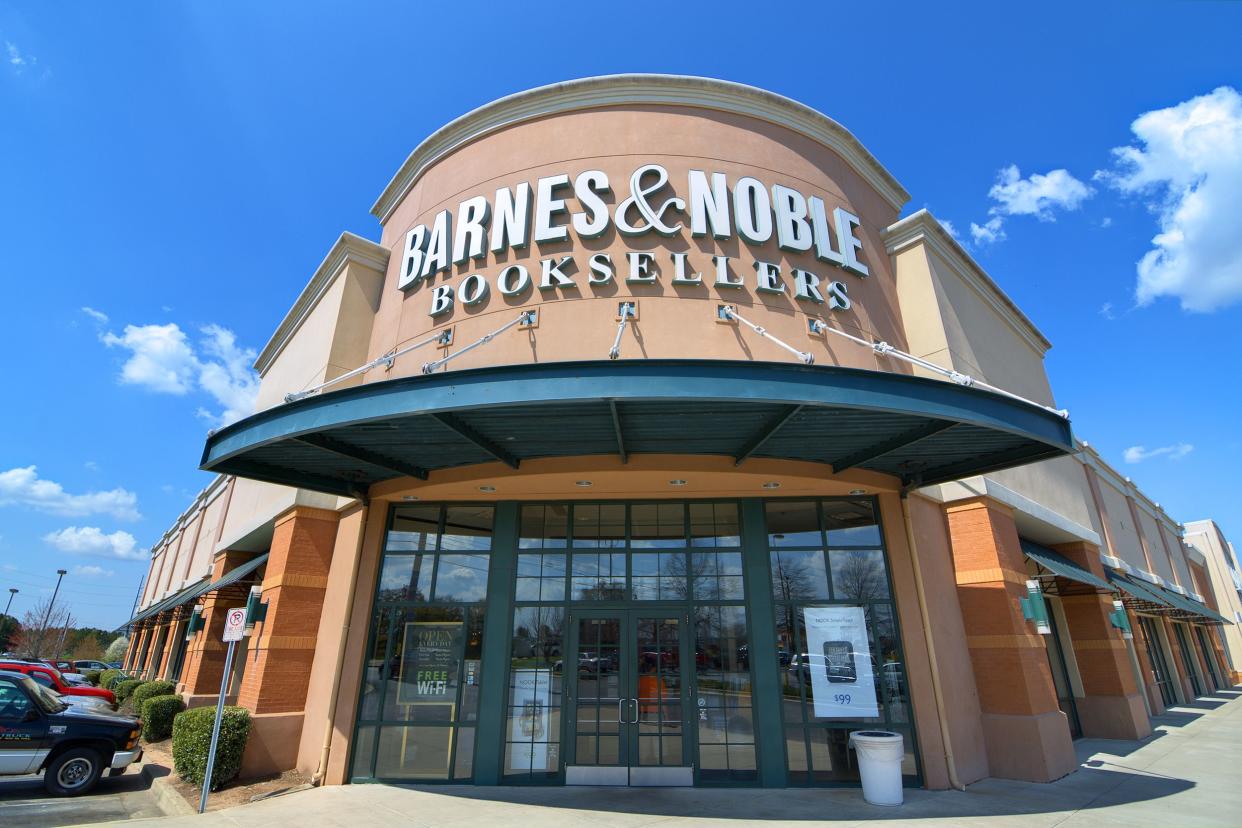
0, 661, 116, 705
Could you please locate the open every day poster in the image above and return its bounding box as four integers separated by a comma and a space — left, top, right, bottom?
802, 605, 879, 718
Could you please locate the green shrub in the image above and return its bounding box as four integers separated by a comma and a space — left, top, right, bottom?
100, 669, 120, 689
114, 678, 143, 703
130, 680, 176, 711
84, 669, 102, 686
141, 694, 184, 742
172, 705, 251, 790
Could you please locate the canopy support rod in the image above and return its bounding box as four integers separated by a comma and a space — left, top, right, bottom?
734, 405, 802, 466
808, 319, 1068, 418
431, 413, 520, 469
830, 420, 957, 473
285, 329, 452, 403
423, 310, 536, 375
609, 303, 635, 360
609, 400, 628, 463
720, 305, 813, 364
293, 433, 429, 480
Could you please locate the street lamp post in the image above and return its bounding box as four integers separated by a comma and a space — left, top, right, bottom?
2, 588, 16, 618
34, 569, 68, 658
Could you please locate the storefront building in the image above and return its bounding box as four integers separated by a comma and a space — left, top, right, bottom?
122, 75, 1233, 791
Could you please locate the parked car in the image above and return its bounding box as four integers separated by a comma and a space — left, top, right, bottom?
106, 662, 122, 670
0, 670, 141, 795
0, 661, 116, 705
57, 692, 118, 712
72, 660, 112, 673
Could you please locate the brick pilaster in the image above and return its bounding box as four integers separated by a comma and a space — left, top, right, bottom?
946, 498, 1076, 782
1131, 611, 1167, 714
179, 551, 253, 699
1053, 541, 1151, 739
237, 507, 338, 714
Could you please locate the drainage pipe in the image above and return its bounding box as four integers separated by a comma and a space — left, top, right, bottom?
312, 497, 369, 786
900, 490, 965, 791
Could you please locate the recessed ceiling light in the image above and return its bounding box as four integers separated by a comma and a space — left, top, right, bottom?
402, 495, 420, 501
669, 479, 688, 486
575, 480, 593, 488
762, 481, 781, 489
479, 485, 497, 493
849, 489, 867, 495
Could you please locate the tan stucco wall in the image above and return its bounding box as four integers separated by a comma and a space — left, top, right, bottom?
1186, 521, 1242, 670
366, 104, 909, 381
1095, 473, 1149, 573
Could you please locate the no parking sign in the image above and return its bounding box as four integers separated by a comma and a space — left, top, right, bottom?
222, 607, 246, 641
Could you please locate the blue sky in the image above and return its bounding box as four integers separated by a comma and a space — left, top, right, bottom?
1, 2, 1239, 628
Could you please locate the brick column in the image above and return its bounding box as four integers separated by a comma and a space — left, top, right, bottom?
946, 498, 1077, 782
1053, 542, 1151, 740
179, 551, 253, 706
236, 507, 338, 780
140, 624, 162, 676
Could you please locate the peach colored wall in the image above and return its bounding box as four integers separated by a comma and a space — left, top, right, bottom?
902, 493, 991, 785
367, 105, 909, 381
1135, 507, 1175, 584
185, 490, 227, 585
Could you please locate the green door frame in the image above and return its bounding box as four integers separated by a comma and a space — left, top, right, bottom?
739, 499, 787, 788
472, 502, 519, 785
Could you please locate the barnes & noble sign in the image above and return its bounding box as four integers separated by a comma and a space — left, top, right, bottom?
398, 164, 871, 318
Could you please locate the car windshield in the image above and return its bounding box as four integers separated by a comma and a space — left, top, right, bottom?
21, 675, 67, 713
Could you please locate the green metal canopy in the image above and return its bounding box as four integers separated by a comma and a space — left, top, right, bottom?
200, 359, 1075, 497
1109, 571, 1230, 625
123, 553, 269, 630
1020, 539, 1111, 592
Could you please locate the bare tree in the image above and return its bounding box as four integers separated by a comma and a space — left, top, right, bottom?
9, 596, 71, 658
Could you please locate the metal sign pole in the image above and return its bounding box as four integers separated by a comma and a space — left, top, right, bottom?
200, 605, 247, 814
199, 637, 236, 814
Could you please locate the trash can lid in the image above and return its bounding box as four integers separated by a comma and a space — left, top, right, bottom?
850, 730, 902, 741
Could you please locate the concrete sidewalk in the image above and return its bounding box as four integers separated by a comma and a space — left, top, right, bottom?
84, 688, 1242, 827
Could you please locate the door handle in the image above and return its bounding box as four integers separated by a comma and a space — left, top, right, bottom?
617, 698, 626, 724
629, 698, 641, 724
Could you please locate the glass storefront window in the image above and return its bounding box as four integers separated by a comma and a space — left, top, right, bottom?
694, 605, 755, 781
769, 497, 917, 786
350, 504, 492, 783
505, 606, 565, 781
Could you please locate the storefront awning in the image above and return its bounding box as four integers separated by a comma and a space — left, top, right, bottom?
1020, 539, 1110, 592
200, 360, 1075, 496
125, 577, 210, 628
1109, 571, 1231, 625
122, 553, 269, 629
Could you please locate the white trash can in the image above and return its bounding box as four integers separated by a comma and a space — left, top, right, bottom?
849, 730, 904, 806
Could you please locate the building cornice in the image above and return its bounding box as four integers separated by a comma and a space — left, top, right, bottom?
369, 73, 911, 223
253, 233, 390, 376
883, 209, 1051, 354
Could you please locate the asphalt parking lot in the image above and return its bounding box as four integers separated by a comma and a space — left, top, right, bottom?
0, 764, 172, 828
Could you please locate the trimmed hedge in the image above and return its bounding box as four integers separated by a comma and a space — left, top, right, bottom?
100, 669, 121, 689
105, 672, 130, 690
141, 694, 184, 742
114, 678, 143, 703
172, 705, 252, 790
84, 669, 102, 686
130, 680, 176, 711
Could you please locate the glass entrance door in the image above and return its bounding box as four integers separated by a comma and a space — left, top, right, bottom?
565, 610, 691, 785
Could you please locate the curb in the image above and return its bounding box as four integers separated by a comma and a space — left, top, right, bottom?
137, 762, 197, 817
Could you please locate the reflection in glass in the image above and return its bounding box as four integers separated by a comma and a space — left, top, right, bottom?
520, 505, 568, 548
823, 499, 880, 547
433, 554, 490, 602
378, 555, 431, 602
387, 505, 440, 551
770, 551, 829, 601
765, 501, 820, 546
690, 502, 741, 547
441, 506, 494, 550
573, 504, 625, 548
829, 549, 889, 600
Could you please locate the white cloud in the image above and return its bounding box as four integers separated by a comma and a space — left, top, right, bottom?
1097, 86, 1242, 312
1100, 216, 1113, 228
0, 466, 140, 521
81, 306, 109, 324
44, 527, 144, 561
970, 217, 1006, 245
1099, 302, 1116, 320
988, 165, 1094, 219
938, 218, 960, 240
72, 564, 115, 578
969, 165, 1093, 245
1123, 442, 1194, 463
101, 322, 259, 425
